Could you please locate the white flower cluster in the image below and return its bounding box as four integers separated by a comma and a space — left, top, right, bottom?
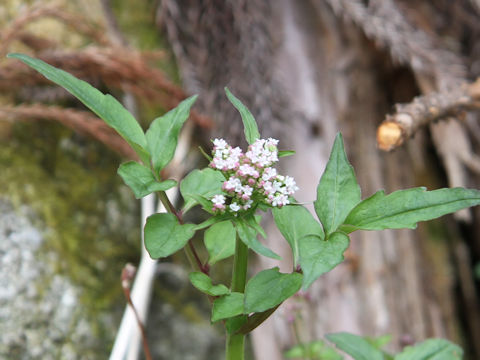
210, 138, 298, 213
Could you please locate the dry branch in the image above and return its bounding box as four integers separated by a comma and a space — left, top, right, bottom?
1, 47, 212, 129
0, 4, 109, 58
0, 104, 138, 160
377, 78, 480, 151
324, 0, 466, 89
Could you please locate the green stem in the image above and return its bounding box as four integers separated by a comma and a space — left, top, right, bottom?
231, 237, 248, 292
226, 237, 248, 360
226, 333, 245, 360
157, 190, 205, 273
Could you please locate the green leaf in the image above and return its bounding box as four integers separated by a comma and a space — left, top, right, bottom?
188, 272, 229, 296
394, 339, 463, 360
273, 205, 324, 268
366, 335, 392, 350
212, 292, 244, 322
341, 187, 480, 233
117, 161, 156, 199
315, 133, 361, 235
188, 194, 215, 214
194, 217, 221, 231
146, 95, 197, 174
7, 53, 150, 164
225, 315, 248, 335
326, 332, 384, 360
205, 220, 236, 264
146, 179, 177, 192
180, 168, 225, 213
244, 267, 302, 313
278, 150, 296, 158
246, 215, 267, 239
285, 340, 343, 360
235, 306, 280, 335
225, 87, 260, 144
117, 161, 176, 198
299, 232, 349, 290
236, 219, 281, 260
144, 213, 196, 259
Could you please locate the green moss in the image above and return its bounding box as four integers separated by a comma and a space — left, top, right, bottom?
2, 120, 140, 315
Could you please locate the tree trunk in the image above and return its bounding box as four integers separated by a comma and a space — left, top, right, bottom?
159, 0, 480, 358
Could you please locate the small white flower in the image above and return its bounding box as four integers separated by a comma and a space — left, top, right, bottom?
272, 194, 289, 207
231, 147, 243, 158
213, 138, 227, 149
240, 185, 253, 200
263, 181, 274, 195
272, 180, 283, 193
238, 164, 259, 178
262, 167, 277, 181
211, 158, 226, 170
230, 202, 241, 212
212, 194, 225, 205
243, 199, 253, 210
266, 138, 279, 146
223, 177, 242, 192
284, 176, 299, 194
210, 137, 297, 212
224, 157, 238, 170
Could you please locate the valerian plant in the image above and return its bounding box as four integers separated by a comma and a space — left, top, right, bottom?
8, 53, 473, 360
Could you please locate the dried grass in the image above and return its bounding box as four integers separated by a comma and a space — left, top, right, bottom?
0, 3, 212, 160
0, 104, 138, 160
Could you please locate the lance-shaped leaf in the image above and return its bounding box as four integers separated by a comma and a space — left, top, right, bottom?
326, 332, 384, 360
246, 215, 267, 239
394, 338, 463, 360
7, 53, 150, 164
212, 292, 244, 322
180, 168, 225, 212
188, 272, 229, 296
278, 150, 295, 158
299, 232, 349, 290
144, 213, 196, 259
225, 87, 260, 144
273, 205, 324, 268
118, 161, 176, 198
315, 133, 361, 235
341, 187, 480, 233
146, 95, 197, 174
244, 267, 302, 313
236, 219, 281, 260
146, 180, 177, 193
205, 220, 236, 264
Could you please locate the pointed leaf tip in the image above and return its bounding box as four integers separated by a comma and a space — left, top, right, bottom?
146, 95, 198, 173
342, 187, 480, 232
225, 87, 260, 144
7, 53, 150, 164
315, 132, 361, 235
244, 268, 302, 313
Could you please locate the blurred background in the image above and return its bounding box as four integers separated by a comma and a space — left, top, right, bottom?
2, 0, 480, 359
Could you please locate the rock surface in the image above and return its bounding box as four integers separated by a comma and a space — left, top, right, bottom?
0, 199, 109, 359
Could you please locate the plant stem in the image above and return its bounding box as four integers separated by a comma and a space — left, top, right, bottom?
226, 333, 245, 360
231, 237, 248, 293
158, 191, 180, 221
157, 190, 206, 273
226, 237, 248, 360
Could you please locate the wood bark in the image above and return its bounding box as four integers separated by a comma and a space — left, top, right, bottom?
159, 0, 480, 358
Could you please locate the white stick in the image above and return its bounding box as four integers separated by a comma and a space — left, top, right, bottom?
109, 121, 193, 359
108, 193, 156, 360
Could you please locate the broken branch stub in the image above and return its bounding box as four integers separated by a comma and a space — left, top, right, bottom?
377, 79, 480, 151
